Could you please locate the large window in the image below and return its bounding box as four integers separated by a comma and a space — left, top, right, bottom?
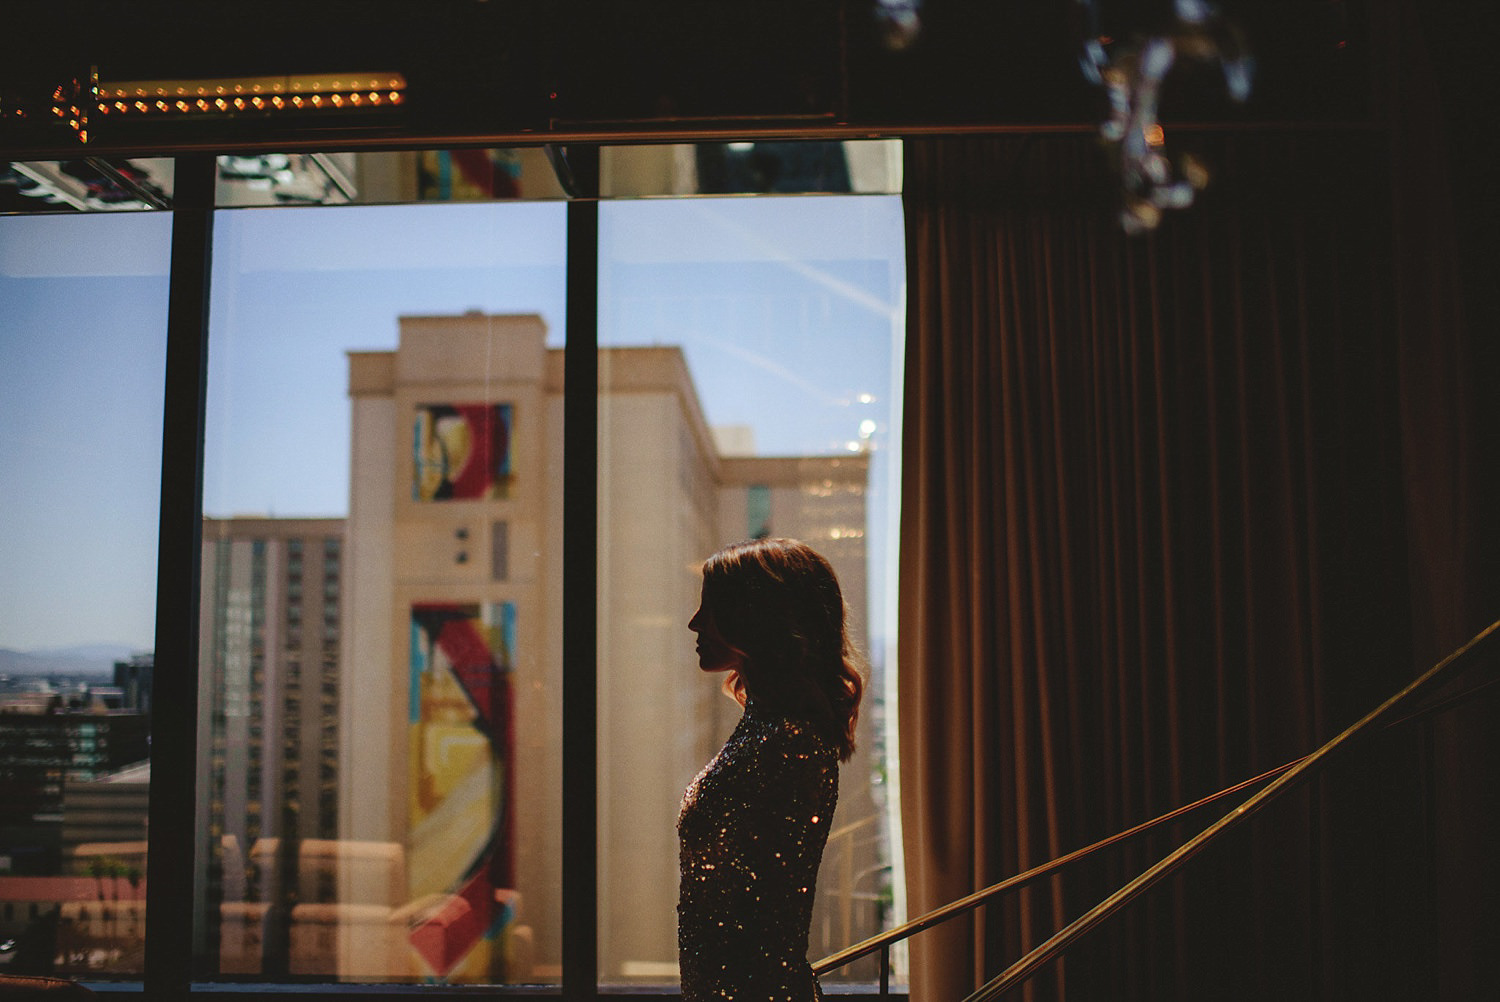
0, 143, 904, 994
596, 196, 905, 987
0, 210, 170, 976
201, 201, 568, 985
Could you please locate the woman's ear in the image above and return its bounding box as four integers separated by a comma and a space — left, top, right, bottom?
721, 669, 747, 707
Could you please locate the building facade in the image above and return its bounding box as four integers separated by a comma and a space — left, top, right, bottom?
197, 517, 345, 975
111, 655, 154, 717
0, 710, 149, 880
338, 313, 875, 983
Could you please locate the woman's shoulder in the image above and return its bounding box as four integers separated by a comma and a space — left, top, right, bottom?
745, 705, 837, 760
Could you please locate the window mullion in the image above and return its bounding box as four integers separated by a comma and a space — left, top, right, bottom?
144, 155, 216, 1000
562, 148, 601, 1002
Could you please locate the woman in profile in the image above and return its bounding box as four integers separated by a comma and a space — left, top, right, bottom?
678, 538, 864, 1002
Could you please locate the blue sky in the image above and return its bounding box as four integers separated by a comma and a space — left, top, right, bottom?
1, 195, 903, 652
0, 212, 171, 652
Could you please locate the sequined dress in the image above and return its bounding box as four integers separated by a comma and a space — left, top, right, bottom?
678, 701, 839, 1002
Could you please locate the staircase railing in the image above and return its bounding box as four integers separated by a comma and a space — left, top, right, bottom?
812, 619, 1499, 1000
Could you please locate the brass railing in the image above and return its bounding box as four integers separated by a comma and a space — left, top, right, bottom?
812, 619, 1499, 1000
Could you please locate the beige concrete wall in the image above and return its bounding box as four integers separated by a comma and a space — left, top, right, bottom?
343, 392, 398, 845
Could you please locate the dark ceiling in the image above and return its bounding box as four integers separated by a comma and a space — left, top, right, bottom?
1, 1, 1368, 158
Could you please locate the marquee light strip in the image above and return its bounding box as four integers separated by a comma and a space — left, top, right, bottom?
91, 72, 407, 119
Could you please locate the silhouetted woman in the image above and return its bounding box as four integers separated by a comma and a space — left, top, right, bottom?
678, 538, 864, 1002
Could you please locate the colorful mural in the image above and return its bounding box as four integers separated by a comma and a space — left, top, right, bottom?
407, 601, 516, 980
413, 403, 514, 501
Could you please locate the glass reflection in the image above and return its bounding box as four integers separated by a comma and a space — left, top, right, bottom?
205, 141, 902, 208
596, 195, 905, 988
0, 212, 168, 977
2, 160, 173, 213
200, 203, 566, 985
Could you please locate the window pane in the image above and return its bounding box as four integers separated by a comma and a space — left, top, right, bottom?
599, 140, 903, 197
596, 194, 905, 988
212, 151, 570, 207
2, 160, 174, 214
200, 202, 566, 986
207, 142, 900, 208
0, 212, 169, 978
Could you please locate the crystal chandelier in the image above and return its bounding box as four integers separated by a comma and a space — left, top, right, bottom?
1077, 0, 1254, 232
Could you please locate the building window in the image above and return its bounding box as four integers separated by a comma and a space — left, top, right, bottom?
491, 519, 510, 582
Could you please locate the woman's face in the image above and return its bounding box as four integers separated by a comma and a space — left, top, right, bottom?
688, 586, 743, 674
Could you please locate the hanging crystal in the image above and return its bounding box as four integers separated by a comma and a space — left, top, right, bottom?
1077, 0, 1254, 232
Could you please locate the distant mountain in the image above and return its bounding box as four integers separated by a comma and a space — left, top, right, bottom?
0, 644, 140, 679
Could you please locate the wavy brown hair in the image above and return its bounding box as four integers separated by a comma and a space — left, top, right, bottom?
700, 538, 864, 761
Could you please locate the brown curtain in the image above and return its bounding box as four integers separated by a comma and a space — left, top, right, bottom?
897, 124, 1497, 1000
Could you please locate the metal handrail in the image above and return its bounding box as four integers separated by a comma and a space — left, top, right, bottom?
812, 759, 1299, 978
811, 619, 1498, 999
967, 618, 1499, 1001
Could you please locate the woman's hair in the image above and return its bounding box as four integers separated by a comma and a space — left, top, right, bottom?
700, 538, 864, 761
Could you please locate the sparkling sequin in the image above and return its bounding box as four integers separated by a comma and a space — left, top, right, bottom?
678, 701, 838, 1002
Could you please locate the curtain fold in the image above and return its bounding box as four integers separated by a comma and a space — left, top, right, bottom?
897, 125, 1492, 1000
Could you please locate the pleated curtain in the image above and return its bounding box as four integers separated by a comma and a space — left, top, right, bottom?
895, 122, 1497, 1000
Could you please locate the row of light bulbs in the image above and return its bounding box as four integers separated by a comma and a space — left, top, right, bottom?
99, 77, 403, 100
43, 72, 409, 143
95, 90, 403, 116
